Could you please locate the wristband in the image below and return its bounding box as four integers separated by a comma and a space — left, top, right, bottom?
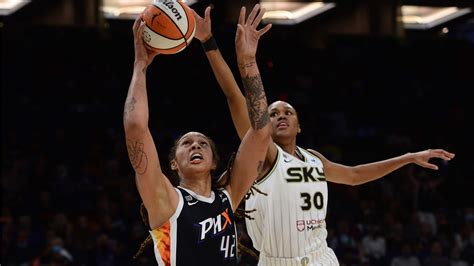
201, 36, 218, 52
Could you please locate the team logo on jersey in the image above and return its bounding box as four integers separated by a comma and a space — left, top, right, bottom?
285, 167, 325, 183
196, 208, 233, 242
283, 154, 293, 163
296, 219, 325, 232
185, 195, 199, 206
296, 220, 305, 232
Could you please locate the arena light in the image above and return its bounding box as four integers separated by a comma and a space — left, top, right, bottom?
401, 5, 472, 30
0, 0, 30, 16
261, 1, 336, 25
102, 0, 198, 19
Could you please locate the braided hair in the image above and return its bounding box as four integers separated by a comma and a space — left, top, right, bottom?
233, 164, 268, 262
217, 152, 268, 262
133, 203, 153, 259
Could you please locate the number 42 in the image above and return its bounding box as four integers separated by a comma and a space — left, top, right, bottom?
220, 235, 236, 258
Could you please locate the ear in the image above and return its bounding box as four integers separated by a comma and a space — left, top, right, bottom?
170, 160, 178, 171
297, 125, 301, 134
211, 161, 217, 171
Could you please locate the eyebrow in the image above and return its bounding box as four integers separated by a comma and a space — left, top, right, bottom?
270, 107, 293, 112
180, 136, 208, 143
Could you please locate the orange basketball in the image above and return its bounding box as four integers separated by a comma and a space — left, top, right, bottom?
141, 0, 196, 54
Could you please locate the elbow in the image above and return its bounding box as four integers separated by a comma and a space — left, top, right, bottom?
124, 118, 148, 134
347, 169, 363, 186
343, 176, 358, 186
248, 124, 272, 145
256, 124, 272, 142
261, 132, 272, 147
261, 126, 273, 147
348, 178, 362, 186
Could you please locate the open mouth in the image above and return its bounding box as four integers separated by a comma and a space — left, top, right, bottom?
190, 153, 203, 163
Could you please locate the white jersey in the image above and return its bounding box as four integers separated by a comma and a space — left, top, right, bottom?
245, 144, 339, 265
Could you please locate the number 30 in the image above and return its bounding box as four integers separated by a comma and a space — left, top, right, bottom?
300, 192, 323, 210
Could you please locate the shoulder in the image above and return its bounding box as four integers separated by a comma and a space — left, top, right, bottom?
304, 148, 327, 161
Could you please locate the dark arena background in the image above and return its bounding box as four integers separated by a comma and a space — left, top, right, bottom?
2, 0, 473, 265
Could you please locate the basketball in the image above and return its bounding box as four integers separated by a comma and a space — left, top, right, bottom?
141, 0, 196, 54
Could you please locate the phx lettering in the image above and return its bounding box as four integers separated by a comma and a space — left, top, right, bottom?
161, 0, 182, 20
197, 208, 233, 242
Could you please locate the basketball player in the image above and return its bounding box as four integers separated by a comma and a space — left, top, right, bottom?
123, 8, 272, 266
195, 4, 456, 265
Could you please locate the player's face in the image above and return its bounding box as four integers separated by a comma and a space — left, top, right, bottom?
172, 132, 216, 178
268, 101, 300, 141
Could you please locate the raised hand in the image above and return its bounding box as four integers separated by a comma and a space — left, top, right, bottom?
235, 4, 272, 62
412, 149, 455, 170
133, 15, 159, 66
191, 6, 212, 42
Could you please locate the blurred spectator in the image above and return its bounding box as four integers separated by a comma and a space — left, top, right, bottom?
449, 246, 469, 266
38, 236, 74, 265
361, 225, 386, 265
330, 219, 359, 264
423, 241, 450, 266
390, 242, 421, 266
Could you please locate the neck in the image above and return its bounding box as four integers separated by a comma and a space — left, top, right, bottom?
278, 143, 300, 159
180, 178, 212, 197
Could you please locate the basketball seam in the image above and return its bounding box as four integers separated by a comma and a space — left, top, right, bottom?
177, 1, 192, 45
144, 41, 186, 52
144, 23, 180, 42
156, 3, 186, 42
146, 5, 184, 41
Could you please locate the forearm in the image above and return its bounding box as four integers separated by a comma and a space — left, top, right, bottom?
205, 47, 250, 139
205, 49, 241, 99
352, 153, 414, 185
238, 59, 269, 131
123, 61, 149, 129
227, 58, 271, 207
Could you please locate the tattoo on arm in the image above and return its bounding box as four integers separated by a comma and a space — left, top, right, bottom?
242, 74, 270, 130
238, 61, 256, 70
126, 138, 148, 175
124, 97, 137, 119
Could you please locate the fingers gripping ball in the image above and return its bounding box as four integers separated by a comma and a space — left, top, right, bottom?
142, 0, 196, 54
